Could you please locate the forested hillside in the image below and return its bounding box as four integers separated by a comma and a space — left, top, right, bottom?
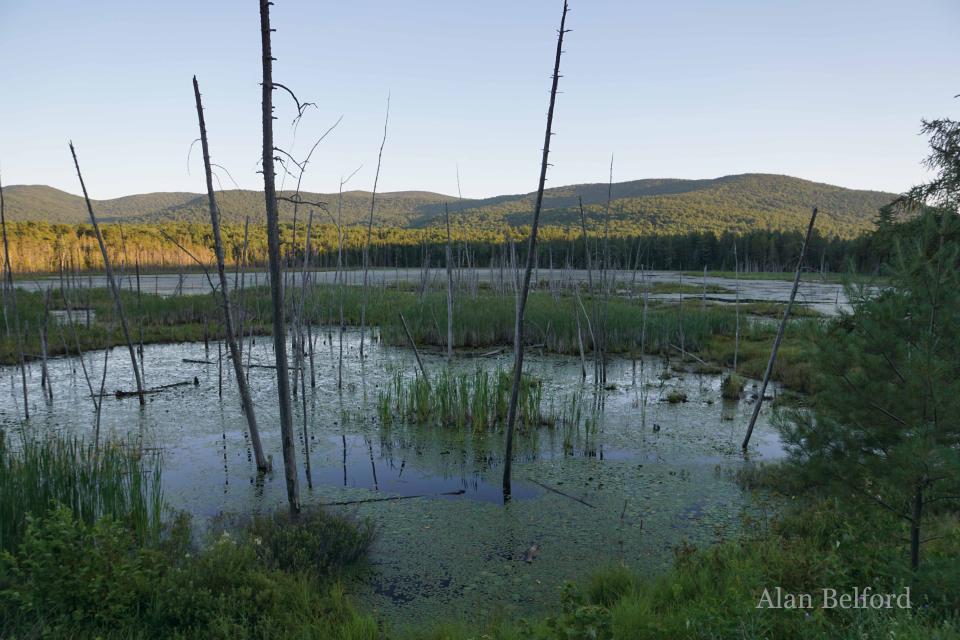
5, 174, 894, 238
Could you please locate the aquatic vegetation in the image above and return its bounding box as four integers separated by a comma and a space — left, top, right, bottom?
0, 432, 163, 552
378, 367, 549, 431
720, 373, 746, 400
666, 390, 688, 404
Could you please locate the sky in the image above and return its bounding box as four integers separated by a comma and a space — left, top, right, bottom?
0, 0, 958, 200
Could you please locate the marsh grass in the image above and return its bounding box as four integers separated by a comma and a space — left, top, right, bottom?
1, 285, 821, 398
0, 432, 163, 552
378, 367, 548, 431
720, 372, 746, 400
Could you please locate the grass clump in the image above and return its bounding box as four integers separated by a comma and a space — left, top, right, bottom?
720, 372, 746, 400
0, 432, 163, 553
666, 390, 688, 404
378, 367, 547, 431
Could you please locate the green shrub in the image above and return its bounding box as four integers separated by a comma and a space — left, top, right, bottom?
0, 507, 377, 640
247, 507, 375, 579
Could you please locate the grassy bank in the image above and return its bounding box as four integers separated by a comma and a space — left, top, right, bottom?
0, 433, 378, 639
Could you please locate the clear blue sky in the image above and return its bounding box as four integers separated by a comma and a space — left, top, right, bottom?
1, 0, 957, 199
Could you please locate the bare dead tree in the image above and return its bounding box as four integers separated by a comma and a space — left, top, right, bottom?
503, 0, 570, 500
360, 95, 390, 359
0, 171, 29, 417
576, 196, 599, 383
742, 207, 818, 451
293, 209, 314, 485
69, 142, 146, 407
733, 241, 740, 372
260, 0, 300, 513
444, 203, 454, 361
193, 75, 270, 472
39, 289, 54, 402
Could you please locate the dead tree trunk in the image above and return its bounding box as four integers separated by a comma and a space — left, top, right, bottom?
503, 0, 569, 500
0, 172, 29, 417
360, 96, 390, 359
742, 207, 818, 451
193, 75, 269, 472
444, 203, 455, 361
69, 142, 146, 407
733, 241, 740, 372
260, 0, 300, 513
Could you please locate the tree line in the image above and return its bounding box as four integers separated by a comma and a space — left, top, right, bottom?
0, 219, 889, 276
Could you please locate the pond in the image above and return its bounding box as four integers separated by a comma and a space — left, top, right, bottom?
0, 329, 787, 627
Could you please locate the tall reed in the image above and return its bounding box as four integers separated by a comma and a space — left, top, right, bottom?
378, 367, 549, 431
0, 432, 163, 552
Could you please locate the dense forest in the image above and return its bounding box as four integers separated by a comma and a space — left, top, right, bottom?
0, 218, 889, 276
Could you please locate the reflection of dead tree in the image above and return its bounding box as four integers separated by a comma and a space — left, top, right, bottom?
260, 0, 299, 514
69, 142, 146, 407
193, 75, 270, 473
360, 95, 390, 359
503, 0, 570, 501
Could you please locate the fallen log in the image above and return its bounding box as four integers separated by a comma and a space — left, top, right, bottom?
528, 479, 596, 508
114, 380, 194, 399
464, 347, 506, 358
321, 488, 467, 507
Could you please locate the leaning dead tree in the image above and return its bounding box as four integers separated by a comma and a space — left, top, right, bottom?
260, 0, 300, 513
69, 142, 146, 406
193, 75, 269, 473
742, 206, 818, 451
503, 0, 570, 500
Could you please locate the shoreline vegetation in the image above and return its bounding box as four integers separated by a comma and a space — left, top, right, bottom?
0, 434, 956, 638
0, 283, 824, 394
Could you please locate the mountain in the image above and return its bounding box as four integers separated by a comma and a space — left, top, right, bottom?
3, 174, 896, 237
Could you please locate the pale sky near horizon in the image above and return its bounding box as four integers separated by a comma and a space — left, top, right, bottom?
0, 0, 957, 200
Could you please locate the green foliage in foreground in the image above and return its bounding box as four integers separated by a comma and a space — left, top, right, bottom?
0, 506, 378, 640
783, 209, 960, 571
0, 434, 379, 639
4, 479, 957, 639
0, 434, 163, 553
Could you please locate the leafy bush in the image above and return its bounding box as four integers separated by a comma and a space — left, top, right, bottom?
247, 507, 375, 578
0, 506, 378, 640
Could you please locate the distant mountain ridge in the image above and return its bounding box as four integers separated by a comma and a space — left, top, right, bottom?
3, 174, 896, 237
